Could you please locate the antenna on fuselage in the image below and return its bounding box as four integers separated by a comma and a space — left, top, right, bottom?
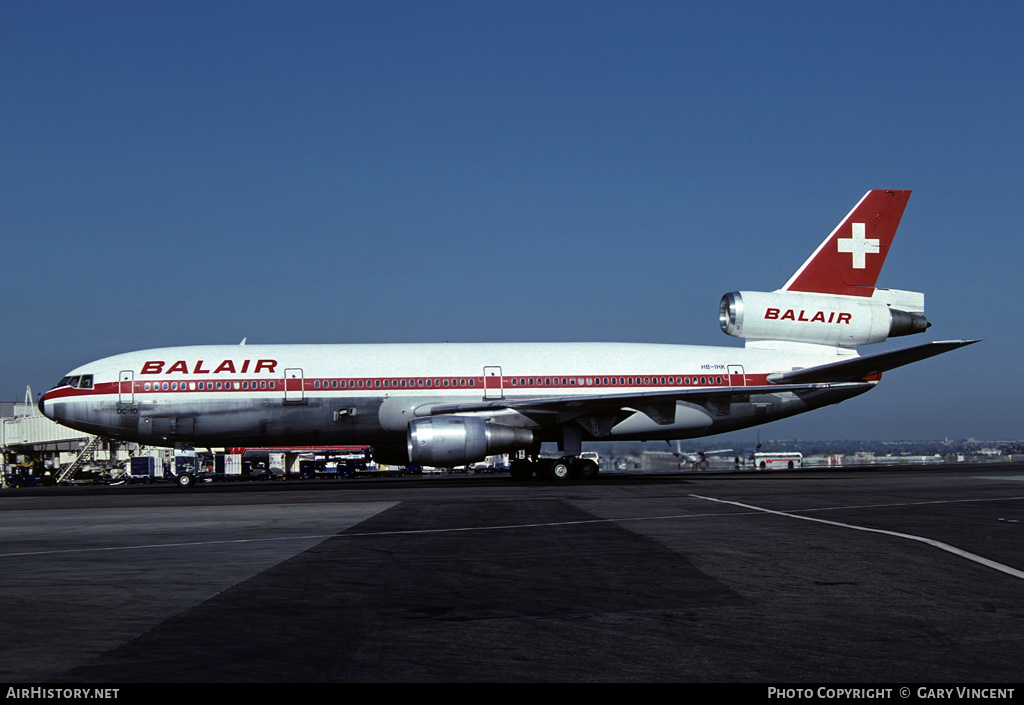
239, 338, 247, 345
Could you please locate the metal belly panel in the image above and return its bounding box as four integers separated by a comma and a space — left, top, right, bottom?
136, 395, 394, 447
49, 399, 142, 441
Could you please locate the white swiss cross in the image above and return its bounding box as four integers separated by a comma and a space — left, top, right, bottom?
836, 222, 879, 269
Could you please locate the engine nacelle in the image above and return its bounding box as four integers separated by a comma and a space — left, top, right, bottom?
719, 289, 929, 347
407, 416, 534, 467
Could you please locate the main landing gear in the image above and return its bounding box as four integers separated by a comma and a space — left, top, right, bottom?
508, 456, 599, 481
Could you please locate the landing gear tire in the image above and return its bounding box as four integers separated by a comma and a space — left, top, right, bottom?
534, 458, 554, 480
176, 473, 195, 489
549, 459, 572, 480
575, 459, 599, 479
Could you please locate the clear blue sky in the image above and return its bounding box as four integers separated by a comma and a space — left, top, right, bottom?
2, 1, 1020, 440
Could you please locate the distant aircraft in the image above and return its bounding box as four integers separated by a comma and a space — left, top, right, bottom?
682, 448, 733, 469
647, 442, 733, 469
40, 190, 976, 483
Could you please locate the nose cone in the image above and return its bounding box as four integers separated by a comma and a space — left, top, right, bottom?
38, 390, 58, 420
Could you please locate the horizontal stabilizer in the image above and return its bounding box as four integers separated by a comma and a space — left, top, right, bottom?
766, 340, 979, 385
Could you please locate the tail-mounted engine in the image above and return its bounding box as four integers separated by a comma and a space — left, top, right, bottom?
720, 288, 930, 347
407, 416, 534, 467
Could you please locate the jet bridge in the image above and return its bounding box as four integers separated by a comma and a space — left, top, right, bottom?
1, 391, 101, 485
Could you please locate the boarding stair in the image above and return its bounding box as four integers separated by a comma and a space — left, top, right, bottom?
56, 436, 101, 484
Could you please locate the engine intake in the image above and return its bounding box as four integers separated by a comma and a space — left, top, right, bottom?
407, 416, 534, 467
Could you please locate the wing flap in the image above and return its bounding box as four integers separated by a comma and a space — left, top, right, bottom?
428, 382, 873, 421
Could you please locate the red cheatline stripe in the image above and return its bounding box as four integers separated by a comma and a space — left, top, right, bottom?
47, 372, 770, 399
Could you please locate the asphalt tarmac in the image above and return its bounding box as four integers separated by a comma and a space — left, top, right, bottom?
2, 464, 1023, 683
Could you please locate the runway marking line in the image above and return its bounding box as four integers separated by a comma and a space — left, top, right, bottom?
0, 534, 345, 558
3, 494, 1022, 582
690, 494, 1024, 581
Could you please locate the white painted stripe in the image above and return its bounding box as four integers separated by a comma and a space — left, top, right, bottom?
0, 534, 340, 558
0, 511, 731, 559
6, 494, 1021, 578
690, 494, 1024, 581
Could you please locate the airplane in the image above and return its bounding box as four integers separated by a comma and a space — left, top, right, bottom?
646, 442, 734, 469
680, 448, 733, 470
39, 190, 977, 485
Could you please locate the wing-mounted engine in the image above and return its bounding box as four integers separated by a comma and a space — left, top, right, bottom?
719, 288, 930, 347
407, 416, 534, 467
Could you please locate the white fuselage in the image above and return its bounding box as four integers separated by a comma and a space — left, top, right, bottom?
41, 341, 869, 460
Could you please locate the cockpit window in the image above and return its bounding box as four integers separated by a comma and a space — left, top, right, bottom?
53, 375, 93, 389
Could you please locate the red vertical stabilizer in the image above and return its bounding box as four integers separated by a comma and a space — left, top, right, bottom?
782, 190, 911, 297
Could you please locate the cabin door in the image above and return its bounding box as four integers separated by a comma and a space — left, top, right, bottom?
119, 370, 135, 404
483, 366, 503, 400
284, 368, 304, 402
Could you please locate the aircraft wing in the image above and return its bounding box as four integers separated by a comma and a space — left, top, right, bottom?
765, 340, 979, 385
428, 382, 873, 428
